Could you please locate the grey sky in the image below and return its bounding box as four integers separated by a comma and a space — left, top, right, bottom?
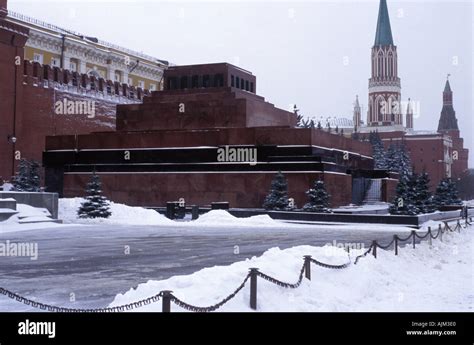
9, 0, 473, 166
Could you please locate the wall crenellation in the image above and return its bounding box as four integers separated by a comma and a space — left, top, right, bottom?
22, 61, 151, 103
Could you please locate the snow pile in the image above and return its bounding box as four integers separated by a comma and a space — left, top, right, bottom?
15, 204, 53, 223
1, 204, 69, 233
59, 198, 175, 225
191, 210, 281, 227
110, 227, 473, 312
465, 200, 474, 207
0, 183, 14, 191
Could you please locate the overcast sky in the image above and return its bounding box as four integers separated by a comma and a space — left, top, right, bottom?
9, 0, 473, 167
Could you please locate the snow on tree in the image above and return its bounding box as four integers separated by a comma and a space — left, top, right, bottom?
29, 161, 41, 192
78, 173, 112, 219
12, 159, 41, 192
389, 174, 419, 215
414, 172, 437, 213
369, 131, 388, 169
385, 143, 412, 180
262, 171, 295, 211
303, 180, 330, 213
395, 144, 412, 181
433, 178, 463, 208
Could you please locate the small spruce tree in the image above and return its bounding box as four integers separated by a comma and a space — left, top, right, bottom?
262, 171, 295, 211
12, 159, 41, 192
28, 160, 41, 192
433, 178, 463, 208
414, 172, 436, 213
370, 132, 388, 169
78, 173, 111, 218
12, 159, 31, 191
303, 180, 330, 213
389, 175, 418, 215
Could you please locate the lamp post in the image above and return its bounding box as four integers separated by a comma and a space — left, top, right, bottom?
7, 135, 16, 177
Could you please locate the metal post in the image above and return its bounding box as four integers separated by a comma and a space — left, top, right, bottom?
428, 227, 432, 246
394, 235, 398, 256
166, 202, 176, 220
303, 256, 311, 281
457, 220, 461, 232
249, 268, 259, 310
411, 230, 416, 249
440, 224, 443, 242
191, 205, 199, 220
372, 241, 377, 258
162, 290, 172, 313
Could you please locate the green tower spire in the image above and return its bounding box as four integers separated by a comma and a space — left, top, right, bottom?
374, 0, 394, 46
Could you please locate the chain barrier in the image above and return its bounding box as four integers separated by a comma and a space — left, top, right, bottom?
0, 287, 163, 312
375, 238, 395, 250
256, 262, 306, 289
309, 257, 351, 269
169, 273, 251, 312
397, 232, 414, 242
353, 244, 374, 265
413, 231, 432, 240
0, 217, 470, 312
430, 228, 442, 240
444, 222, 456, 232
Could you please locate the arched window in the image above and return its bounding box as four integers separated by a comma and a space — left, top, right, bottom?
378, 51, 383, 78
388, 52, 393, 77
376, 95, 385, 122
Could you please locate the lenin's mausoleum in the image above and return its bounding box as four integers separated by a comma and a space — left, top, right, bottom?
0, 0, 469, 209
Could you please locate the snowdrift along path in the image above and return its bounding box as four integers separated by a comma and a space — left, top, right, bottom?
110, 224, 473, 312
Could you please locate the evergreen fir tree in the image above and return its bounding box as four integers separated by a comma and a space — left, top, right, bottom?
389, 174, 419, 215
433, 178, 463, 208
396, 144, 412, 181
12, 159, 30, 191
78, 173, 112, 218
303, 180, 330, 213
12, 159, 41, 192
317, 121, 322, 130
28, 160, 41, 192
262, 171, 295, 211
385, 143, 412, 180
370, 131, 388, 169
414, 172, 436, 213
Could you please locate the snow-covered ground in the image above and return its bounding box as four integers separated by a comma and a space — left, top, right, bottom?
59, 197, 175, 226
110, 225, 473, 312
59, 198, 283, 228
2, 198, 431, 234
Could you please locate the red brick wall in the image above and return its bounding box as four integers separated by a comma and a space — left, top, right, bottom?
63, 171, 352, 208
0, 17, 28, 182
0, 59, 148, 182
16, 85, 116, 165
